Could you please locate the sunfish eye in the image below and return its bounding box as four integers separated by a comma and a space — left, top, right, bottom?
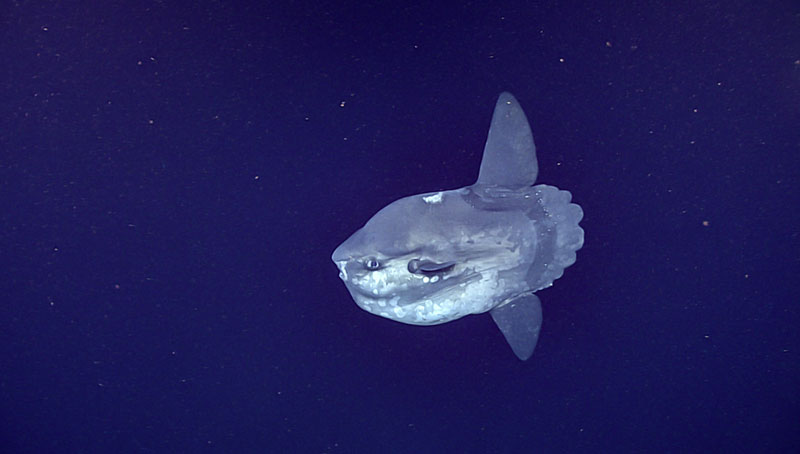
364, 257, 381, 271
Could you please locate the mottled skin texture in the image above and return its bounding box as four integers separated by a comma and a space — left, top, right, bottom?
332, 184, 581, 326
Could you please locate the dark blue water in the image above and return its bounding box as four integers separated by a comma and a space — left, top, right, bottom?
2, 1, 797, 452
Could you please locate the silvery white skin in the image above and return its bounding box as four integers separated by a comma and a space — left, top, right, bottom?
332, 92, 584, 360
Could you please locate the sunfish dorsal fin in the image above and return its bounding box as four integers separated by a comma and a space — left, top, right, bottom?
476, 92, 538, 188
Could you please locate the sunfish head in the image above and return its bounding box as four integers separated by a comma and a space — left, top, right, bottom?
332, 189, 532, 326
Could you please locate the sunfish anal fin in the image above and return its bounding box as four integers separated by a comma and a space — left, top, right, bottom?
490, 293, 542, 361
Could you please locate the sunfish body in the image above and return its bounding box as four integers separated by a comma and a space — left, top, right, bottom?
332, 92, 584, 360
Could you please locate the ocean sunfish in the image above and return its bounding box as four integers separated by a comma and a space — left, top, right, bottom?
332, 92, 584, 360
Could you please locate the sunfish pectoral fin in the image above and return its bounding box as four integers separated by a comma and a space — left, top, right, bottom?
476, 92, 538, 188
490, 293, 542, 361
408, 259, 456, 274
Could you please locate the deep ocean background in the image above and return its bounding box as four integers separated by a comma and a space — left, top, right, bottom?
1, 1, 798, 452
